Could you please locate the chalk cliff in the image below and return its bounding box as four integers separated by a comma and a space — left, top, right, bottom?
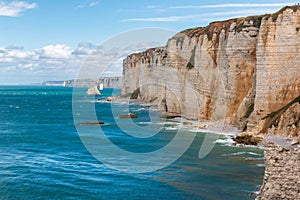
122, 6, 300, 136
65, 77, 122, 88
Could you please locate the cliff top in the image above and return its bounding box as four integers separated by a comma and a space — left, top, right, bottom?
124, 5, 300, 62
175, 5, 300, 39
125, 46, 166, 60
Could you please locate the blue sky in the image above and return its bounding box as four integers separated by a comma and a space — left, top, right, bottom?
0, 0, 296, 84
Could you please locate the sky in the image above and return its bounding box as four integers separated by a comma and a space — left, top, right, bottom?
0, 0, 296, 85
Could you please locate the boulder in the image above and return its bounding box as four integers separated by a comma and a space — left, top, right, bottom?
183, 121, 193, 126
119, 113, 138, 119
77, 121, 105, 125
234, 132, 263, 145
291, 137, 300, 145
106, 97, 116, 102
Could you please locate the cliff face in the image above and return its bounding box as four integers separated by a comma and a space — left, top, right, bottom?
122, 6, 300, 135
248, 8, 300, 133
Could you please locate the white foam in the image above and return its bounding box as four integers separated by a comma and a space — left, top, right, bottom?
222, 152, 262, 157
137, 122, 152, 125
164, 127, 179, 131
157, 121, 180, 125
132, 107, 146, 112
215, 138, 234, 145
112, 101, 128, 105
188, 128, 207, 133
247, 152, 262, 156
234, 143, 265, 149
244, 157, 264, 161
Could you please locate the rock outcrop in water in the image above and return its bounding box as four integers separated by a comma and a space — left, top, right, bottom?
121, 6, 300, 137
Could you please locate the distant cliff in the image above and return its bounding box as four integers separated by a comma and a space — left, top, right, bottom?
122, 6, 300, 137
42, 81, 65, 86
65, 77, 122, 88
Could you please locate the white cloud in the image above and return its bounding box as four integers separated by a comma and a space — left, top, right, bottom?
0, 43, 103, 84
0, 57, 13, 62
124, 15, 190, 22
88, 1, 98, 7
72, 42, 97, 56
0, 34, 171, 84
170, 3, 295, 9
18, 63, 37, 70
7, 50, 33, 58
0, 44, 78, 75
77, 1, 99, 9
147, 5, 157, 9
35, 44, 72, 59
2, 65, 16, 72
124, 9, 279, 22
0, 1, 37, 17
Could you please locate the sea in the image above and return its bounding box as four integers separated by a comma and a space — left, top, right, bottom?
0, 86, 265, 200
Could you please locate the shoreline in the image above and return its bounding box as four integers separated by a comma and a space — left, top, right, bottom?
113, 97, 300, 199
112, 96, 300, 148
111, 97, 270, 148
114, 96, 299, 142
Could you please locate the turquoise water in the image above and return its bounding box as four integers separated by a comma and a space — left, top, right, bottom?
0, 86, 265, 199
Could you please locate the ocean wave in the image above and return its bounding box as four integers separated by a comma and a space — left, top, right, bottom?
164, 126, 179, 131
244, 157, 264, 161
132, 107, 146, 112
246, 152, 262, 156
234, 143, 265, 150
8, 105, 20, 109
215, 138, 234, 145
156, 121, 181, 125
222, 152, 262, 157
188, 128, 206, 133
136, 122, 152, 125
112, 101, 129, 105
77, 100, 98, 103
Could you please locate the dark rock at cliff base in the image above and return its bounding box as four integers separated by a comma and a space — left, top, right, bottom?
130, 88, 140, 99
291, 137, 300, 145
106, 97, 117, 102
77, 121, 105, 125
119, 113, 138, 119
183, 121, 194, 126
234, 133, 263, 145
